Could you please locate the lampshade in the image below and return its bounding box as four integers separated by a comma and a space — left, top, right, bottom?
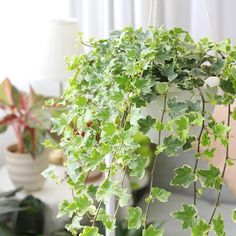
35, 19, 81, 82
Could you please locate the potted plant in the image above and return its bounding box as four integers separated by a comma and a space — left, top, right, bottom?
45, 27, 236, 235
0, 78, 50, 192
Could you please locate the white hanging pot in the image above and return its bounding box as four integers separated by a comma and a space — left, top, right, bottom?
141, 77, 219, 144
5, 144, 49, 192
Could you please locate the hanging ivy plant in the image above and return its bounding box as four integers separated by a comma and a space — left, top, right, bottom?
44, 27, 236, 235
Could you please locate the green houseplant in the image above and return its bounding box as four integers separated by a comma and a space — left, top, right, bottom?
45, 27, 236, 235
0, 78, 50, 191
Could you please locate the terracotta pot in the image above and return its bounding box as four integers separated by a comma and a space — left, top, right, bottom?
5, 144, 49, 192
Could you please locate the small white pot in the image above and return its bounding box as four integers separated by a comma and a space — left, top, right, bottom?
5, 144, 49, 192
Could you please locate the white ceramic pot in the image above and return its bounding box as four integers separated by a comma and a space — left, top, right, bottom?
5, 144, 49, 192
141, 78, 219, 143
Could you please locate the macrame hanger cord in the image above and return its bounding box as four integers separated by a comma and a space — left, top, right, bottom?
148, 0, 154, 26
203, 0, 214, 41
153, 0, 158, 27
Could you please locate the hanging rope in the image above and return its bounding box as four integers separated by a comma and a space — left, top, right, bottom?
148, 0, 158, 26
148, 0, 154, 26
203, 0, 214, 40
153, 0, 158, 27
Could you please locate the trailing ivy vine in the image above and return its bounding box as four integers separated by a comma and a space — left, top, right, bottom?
44, 27, 236, 235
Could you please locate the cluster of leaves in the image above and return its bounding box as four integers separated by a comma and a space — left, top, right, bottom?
45, 27, 236, 235
0, 78, 50, 154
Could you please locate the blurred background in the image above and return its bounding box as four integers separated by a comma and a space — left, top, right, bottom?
2, 0, 236, 164
1, 1, 236, 235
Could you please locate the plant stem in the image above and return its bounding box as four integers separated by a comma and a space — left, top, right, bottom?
143, 94, 167, 228
208, 104, 231, 225
113, 166, 127, 217
193, 88, 205, 206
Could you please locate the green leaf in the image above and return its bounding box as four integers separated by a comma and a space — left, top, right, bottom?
0, 124, 7, 133
80, 226, 102, 236
187, 112, 204, 126
211, 58, 226, 75
171, 204, 198, 229
191, 219, 211, 236
97, 208, 116, 231
171, 165, 196, 188
232, 209, 236, 223
110, 91, 124, 103
154, 82, 169, 95
142, 225, 164, 236
129, 156, 149, 179
41, 166, 60, 183
96, 107, 112, 121
130, 107, 141, 126
150, 187, 171, 202
65, 215, 82, 234
155, 119, 164, 131
162, 64, 178, 81
201, 132, 211, 147
163, 136, 183, 157
197, 165, 222, 190
127, 207, 142, 229
220, 79, 235, 94
138, 115, 156, 134
213, 214, 226, 236
203, 148, 216, 159
167, 97, 186, 118
101, 123, 116, 138
96, 179, 116, 204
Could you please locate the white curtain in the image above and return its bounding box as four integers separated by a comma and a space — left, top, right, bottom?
69, 0, 236, 42
0, 0, 71, 83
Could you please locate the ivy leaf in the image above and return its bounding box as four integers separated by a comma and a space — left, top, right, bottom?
201, 131, 211, 146
187, 112, 204, 126
163, 136, 183, 157
138, 115, 156, 134
213, 214, 226, 236
211, 58, 226, 75
220, 79, 235, 94
96, 179, 117, 204
186, 100, 201, 113
171, 165, 196, 188
127, 207, 142, 229
130, 107, 141, 125
129, 156, 149, 179
142, 225, 164, 236
203, 148, 216, 159
96, 107, 112, 121
162, 64, 178, 81
110, 91, 124, 103
197, 165, 222, 190
101, 123, 116, 138
171, 204, 198, 229
80, 226, 102, 236
174, 115, 189, 139
191, 219, 211, 236
65, 215, 82, 234
167, 97, 186, 118
97, 208, 116, 231
155, 119, 164, 131
151, 187, 171, 202
154, 82, 169, 95
232, 209, 236, 223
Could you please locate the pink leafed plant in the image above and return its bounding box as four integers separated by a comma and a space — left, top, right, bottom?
0, 78, 51, 154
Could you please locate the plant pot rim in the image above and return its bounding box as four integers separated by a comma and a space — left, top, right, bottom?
5, 144, 45, 158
